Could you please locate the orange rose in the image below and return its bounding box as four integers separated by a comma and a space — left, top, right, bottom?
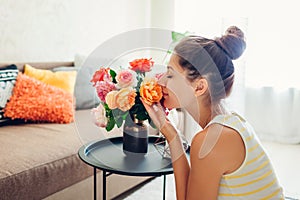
129, 58, 154, 72
140, 77, 162, 105
115, 87, 137, 111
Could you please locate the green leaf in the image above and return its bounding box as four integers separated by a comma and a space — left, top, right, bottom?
116, 117, 123, 128
109, 69, 117, 83
149, 119, 157, 129
125, 113, 133, 126
106, 118, 115, 131
171, 31, 185, 42
122, 112, 129, 120
103, 103, 109, 110
112, 108, 127, 119
104, 103, 111, 113
137, 113, 148, 121
171, 31, 191, 42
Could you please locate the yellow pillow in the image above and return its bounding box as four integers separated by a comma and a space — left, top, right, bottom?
24, 64, 77, 94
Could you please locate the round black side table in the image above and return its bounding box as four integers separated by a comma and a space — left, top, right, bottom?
78, 136, 176, 200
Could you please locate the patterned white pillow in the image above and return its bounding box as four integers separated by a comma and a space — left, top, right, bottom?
0, 65, 19, 125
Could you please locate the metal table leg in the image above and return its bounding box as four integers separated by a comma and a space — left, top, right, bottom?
103, 170, 107, 200
94, 168, 97, 200
96, 169, 167, 200
163, 174, 166, 200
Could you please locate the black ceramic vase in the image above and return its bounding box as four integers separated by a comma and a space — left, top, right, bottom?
123, 116, 149, 156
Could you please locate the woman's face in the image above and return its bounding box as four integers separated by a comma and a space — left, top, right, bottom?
158, 55, 197, 110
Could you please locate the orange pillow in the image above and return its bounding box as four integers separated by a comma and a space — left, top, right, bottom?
4, 74, 74, 123
24, 64, 77, 94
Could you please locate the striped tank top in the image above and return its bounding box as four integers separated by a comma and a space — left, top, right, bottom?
206, 112, 284, 199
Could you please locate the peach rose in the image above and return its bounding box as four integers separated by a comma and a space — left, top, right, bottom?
115, 87, 137, 112
105, 91, 118, 109
116, 69, 137, 88
91, 104, 107, 128
140, 77, 162, 105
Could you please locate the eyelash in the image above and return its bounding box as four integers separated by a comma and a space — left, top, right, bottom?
166, 75, 173, 78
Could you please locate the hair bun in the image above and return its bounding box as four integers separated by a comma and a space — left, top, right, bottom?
225, 26, 244, 40
215, 26, 246, 60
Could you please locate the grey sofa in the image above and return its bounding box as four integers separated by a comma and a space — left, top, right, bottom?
0, 62, 151, 200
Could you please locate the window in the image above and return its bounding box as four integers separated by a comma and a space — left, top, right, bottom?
174, 0, 300, 89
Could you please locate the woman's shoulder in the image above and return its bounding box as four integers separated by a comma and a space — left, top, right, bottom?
191, 123, 246, 174
192, 123, 243, 149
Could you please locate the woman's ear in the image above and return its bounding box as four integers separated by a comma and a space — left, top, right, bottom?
194, 78, 208, 97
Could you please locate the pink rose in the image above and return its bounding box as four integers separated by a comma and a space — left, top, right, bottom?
116, 69, 137, 88
95, 80, 116, 102
91, 104, 107, 127
105, 91, 118, 109
115, 87, 137, 111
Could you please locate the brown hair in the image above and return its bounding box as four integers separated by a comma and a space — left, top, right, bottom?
174, 26, 246, 105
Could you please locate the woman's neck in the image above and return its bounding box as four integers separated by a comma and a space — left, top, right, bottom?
184, 101, 211, 129
185, 101, 226, 129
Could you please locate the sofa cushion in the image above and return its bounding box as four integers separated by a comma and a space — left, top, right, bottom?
4, 74, 74, 123
24, 64, 77, 94
0, 65, 18, 125
0, 122, 93, 200
50, 65, 96, 111
50, 63, 100, 111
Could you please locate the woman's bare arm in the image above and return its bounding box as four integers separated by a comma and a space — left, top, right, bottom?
161, 123, 245, 200
160, 123, 190, 200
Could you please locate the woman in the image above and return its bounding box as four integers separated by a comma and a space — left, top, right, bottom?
141, 26, 284, 199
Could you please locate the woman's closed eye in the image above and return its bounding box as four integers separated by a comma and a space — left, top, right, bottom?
166, 66, 175, 79
166, 70, 173, 79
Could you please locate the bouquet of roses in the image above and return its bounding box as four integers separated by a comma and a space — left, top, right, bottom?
90, 58, 163, 131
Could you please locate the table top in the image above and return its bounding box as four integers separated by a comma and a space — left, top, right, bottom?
78, 136, 176, 176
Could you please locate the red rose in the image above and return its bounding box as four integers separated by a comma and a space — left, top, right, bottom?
129, 58, 154, 72
90, 67, 110, 86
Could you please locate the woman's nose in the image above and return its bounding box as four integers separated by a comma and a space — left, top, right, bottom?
157, 72, 167, 87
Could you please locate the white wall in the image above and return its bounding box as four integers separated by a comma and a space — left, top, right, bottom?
150, 0, 174, 30
0, 0, 151, 62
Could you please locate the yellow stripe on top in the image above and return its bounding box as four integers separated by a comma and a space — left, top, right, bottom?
239, 127, 246, 133
230, 120, 240, 127
224, 160, 269, 180
260, 188, 283, 200
224, 115, 232, 121
245, 134, 253, 142
246, 151, 265, 165
220, 170, 273, 188
248, 143, 259, 153
219, 178, 277, 197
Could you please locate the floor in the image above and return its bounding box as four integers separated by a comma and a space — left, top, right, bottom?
262, 141, 300, 199
113, 175, 176, 200
113, 140, 300, 200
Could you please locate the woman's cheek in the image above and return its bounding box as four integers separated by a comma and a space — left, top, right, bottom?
163, 92, 180, 109
166, 84, 194, 108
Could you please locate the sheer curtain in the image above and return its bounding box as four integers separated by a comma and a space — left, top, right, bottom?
174, 0, 300, 144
